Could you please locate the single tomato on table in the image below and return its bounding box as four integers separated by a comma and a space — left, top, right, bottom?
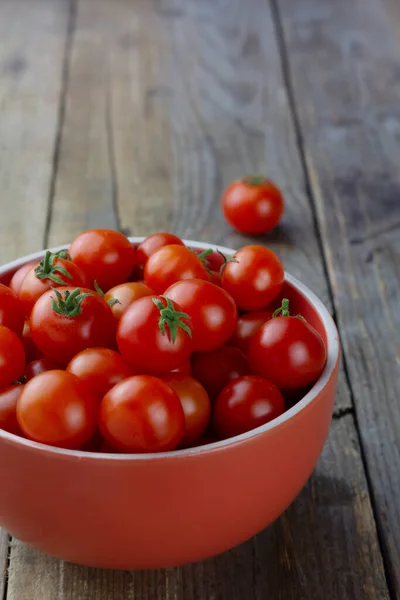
19, 251, 88, 316
135, 233, 184, 276
104, 282, 154, 320
17, 370, 98, 449
229, 309, 274, 353
248, 299, 327, 390
214, 375, 285, 439
191, 345, 250, 399
117, 295, 193, 373
222, 176, 284, 235
67, 347, 133, 400
221, 245, 284, 311
144, 245, 209, 294
0, 325, 25, 389
0, 282, 25, 335
69, 229, 135, 291
163, 374, 211, 447
165, 279, 238, 352
99, 375, 185, 452
0, 384, 25, 435
30, 287, 116, 364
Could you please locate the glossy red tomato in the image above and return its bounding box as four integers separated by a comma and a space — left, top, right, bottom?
104, 282, 154, 320
21, 320, 43, 363
30, 287, 116, 364
191, 345, 250, 399
165, 279, 238, 352
67, 347, 134, 400
0, 384, 25, 435
117, 296, 193, 373
99, 375, 185, 452
19, 252, 88, 316
69, 229, 136, 291
17, 370, 98, 449
191, 248, 226, 272
221, 245, 284, 311
222, 176, 284, 234
248, 299, 327, 390
0, 283, 25, 335
136, 233, 184, 276
144, 245, 209, 294
214, 375, 285, 439
163, 374, 211, 447
0, 326, 25, 388
229, 309, 274, 352
171, 360, 192, 376
9, 261, 38, 296
25, 358, 63, 381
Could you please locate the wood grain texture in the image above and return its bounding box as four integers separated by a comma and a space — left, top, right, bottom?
276, 0, 400, 594
6, 419, 388, 600
0, 0, 70, 264
0, 530, 9, 600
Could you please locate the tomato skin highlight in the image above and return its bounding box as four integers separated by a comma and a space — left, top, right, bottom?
30, 287, 116, 364
117, 296, 193, 373
163, 374, 211, 447
248, 316, 327, 390
222, 177, 284, 235
25, 358, 63, 381
0, 326, 25, 388
221, 245, 284, 311
19, 258, 88, 316
104, 282, 154, 320
0, 283, 25, 336
214, 375, 285, 439
144, 245, 209, 294
69, 229, 135, 291
99, 375, 185, 452
9, 261, 38, 296
136, 233, 184, 276
17, 370, 98, 449
0, 384, 25, 435
67, 347, 134, 400
229, 309, 274, 353
191, 345, 250, 400
165, 279, 238, 352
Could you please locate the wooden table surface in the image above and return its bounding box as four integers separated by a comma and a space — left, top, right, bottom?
1, 0, 399, 598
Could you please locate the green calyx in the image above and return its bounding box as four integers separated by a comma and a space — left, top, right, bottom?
94, 281, 120, 307
51, 288, 93, 317
243, 175, 268, 186
35, 250, 73, 286
153, 297, 192, 343
54, 249, 72, 260
273, 298, 306, 321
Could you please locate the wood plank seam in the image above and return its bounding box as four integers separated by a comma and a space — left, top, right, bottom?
269, 0, 396, 597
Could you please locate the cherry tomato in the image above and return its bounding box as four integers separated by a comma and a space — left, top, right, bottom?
191, 345, 250, 399
0, 384, 25, 435
248, 299, 327, 390
0, 326, 25, 388
136, 233, 184, 276
165, 279, 237, 352
221, 245, 284, 311
163, 374, 211, 447
67, 347, 133, 400
25, 358, 63, 381
21, 320, 43, 363
229, 309, 274, 352
99, 375, 184, 452
69, 229, 135, 291
19, 252, 88, 316
117, 296, 193, 373
144, 245, 209, 294
208, 270, 222, 286
9, 261, 38, 296
104, 282, 154, 320
0, 283, 25, 335
171, 360, 192, 376
17, 370, 98, 449
222, 176, 284, 235
191, 248, 226, 272
30, 287, 116, 364
214, 375, 285, 439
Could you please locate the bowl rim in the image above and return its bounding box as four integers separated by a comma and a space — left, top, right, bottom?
0, 238, 340, 460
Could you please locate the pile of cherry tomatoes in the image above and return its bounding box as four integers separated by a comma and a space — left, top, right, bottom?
0, 226, 326, 453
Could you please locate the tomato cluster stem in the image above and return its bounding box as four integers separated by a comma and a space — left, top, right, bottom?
153, 297, 192, 343
51, 288, 93, 317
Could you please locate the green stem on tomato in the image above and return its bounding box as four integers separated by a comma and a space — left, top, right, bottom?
153, 297, 192, 343
51, 288, 93, 317
35, 250, 73, 286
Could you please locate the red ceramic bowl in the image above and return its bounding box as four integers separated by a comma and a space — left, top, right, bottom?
0, 239, 339, 569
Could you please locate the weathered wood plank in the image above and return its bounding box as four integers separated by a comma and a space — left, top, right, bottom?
276, 0, 400, 594
0, 0, 70, 264
0, 531, 9, 600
